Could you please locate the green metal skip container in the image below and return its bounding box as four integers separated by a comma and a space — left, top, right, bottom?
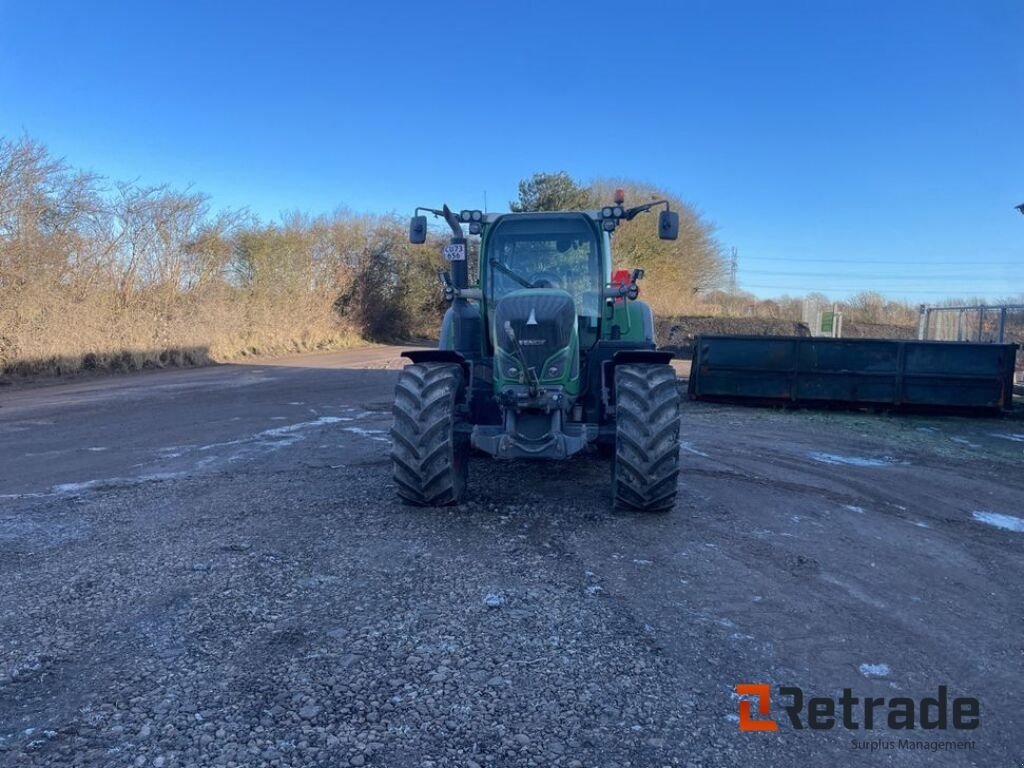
688, 335, 1018, 412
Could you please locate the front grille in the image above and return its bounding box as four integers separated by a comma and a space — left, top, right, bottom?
494, 292, 575, 373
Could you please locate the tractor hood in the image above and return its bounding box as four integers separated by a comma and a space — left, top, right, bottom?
492, 288, 578, 385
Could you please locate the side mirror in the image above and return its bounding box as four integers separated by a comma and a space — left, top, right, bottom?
409, 215, 427, 244
658, 210, 679, 240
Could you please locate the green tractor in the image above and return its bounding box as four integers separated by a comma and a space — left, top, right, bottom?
391, 193, 682, 511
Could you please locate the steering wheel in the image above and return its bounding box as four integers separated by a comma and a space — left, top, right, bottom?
529, 271, 562, 289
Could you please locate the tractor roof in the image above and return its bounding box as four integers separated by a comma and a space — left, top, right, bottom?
482, 210, 603, 224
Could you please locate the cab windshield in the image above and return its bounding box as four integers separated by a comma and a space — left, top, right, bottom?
484, 214, 601, 318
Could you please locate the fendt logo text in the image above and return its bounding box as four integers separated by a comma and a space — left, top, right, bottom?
737, 684, 980, 732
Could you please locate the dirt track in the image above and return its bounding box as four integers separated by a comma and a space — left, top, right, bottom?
1, 346, 1022, 767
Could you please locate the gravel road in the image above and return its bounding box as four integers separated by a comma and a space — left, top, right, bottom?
1, 347, 1022, 767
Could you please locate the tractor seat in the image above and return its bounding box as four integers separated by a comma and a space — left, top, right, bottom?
529, 271, 561, 289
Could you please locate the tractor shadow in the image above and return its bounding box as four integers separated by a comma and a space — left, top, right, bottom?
457, 451, 637, 521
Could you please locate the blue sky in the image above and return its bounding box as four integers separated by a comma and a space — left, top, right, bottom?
1, 0, 1022, 301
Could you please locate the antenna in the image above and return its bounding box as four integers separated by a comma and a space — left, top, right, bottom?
484, 190, 488, 212
729, 247, 738, 293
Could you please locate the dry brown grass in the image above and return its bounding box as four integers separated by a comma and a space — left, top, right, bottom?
0, 285, 362, 379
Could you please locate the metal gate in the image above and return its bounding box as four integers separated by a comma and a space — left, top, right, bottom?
917, 304, 1024, 344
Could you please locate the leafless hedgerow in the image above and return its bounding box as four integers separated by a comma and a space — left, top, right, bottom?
0, 136, 444, 378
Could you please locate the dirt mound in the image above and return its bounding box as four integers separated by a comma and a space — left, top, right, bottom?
841, 321, 917, 339
656, 316, 926, 356
656, 316, 809, 356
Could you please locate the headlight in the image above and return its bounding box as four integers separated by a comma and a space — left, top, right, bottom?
541, 350, 571, 381
499, 353, 523, 381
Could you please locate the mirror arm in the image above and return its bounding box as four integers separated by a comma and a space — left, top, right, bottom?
415, 205, 465, 238
441, 204, 464, 238
623, 199, 671, 221
600, 284, 629, 301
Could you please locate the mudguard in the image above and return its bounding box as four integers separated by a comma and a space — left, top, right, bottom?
611, 349, 674, 368
401, 350, 470, 382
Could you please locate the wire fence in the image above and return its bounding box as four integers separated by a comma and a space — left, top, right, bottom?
917, 304, 1024, 345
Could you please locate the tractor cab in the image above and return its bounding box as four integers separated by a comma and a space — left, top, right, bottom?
483, 212, 603, 402
484, 212, 605, 326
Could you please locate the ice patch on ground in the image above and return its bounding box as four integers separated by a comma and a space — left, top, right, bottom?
678, 440, 710, 458
0, 516, 90, 547
843, 505, 865, 513
989, 433, 1024, 443
482, 592, 505, 608
821, 574, 887, 609
972, 511, 1024, 533
859, 663, 890, 677
808, 452, 904, 467
199, 416, 347, 452
8, 414, 368, 501
949, 437, 980, 448
262, 417, 343, 437
342, 427, 390, 443
43, 472, 185, 498
52, 480, 98, 494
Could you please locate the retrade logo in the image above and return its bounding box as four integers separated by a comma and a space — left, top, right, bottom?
737, 684, 779, 731
735, 684, 980, 733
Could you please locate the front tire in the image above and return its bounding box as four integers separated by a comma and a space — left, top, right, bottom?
391, 363, 468, 505
612, 364, 680, 512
